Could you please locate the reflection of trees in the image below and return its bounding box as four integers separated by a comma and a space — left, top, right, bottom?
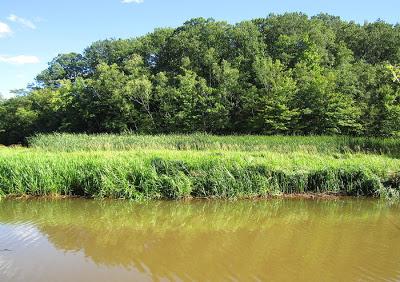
1, 199, 400, 281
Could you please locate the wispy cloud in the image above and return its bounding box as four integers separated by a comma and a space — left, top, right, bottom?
121, 0, 144, 4
0, 55, 40, 65
33, 17, 46, 23
0, 22, 12, 38
7, 14, 36, 29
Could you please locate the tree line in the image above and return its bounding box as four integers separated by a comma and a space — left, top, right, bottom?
1, 13, 400, 144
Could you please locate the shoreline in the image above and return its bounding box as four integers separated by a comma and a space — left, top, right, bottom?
1, 192, 367, 201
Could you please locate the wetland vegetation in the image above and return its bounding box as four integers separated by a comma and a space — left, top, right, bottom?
0, 134, 399, 200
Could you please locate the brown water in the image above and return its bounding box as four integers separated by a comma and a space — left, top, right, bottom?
0, 199, 399, 282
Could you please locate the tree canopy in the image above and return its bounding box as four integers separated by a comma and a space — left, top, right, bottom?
1, 13, 400, 144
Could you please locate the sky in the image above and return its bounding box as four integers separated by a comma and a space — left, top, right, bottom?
0, 0, 399, 98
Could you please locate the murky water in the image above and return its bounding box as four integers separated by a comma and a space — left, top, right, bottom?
0, 199, 399, 281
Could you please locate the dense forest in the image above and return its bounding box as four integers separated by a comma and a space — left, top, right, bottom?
1, 13, 400, 144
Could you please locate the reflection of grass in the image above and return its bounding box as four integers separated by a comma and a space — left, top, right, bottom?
1, 199, 400, 281
0, 147, 399, 199
0, 199, 396, 232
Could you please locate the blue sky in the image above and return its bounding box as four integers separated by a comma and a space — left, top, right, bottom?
1, 0, 399, 98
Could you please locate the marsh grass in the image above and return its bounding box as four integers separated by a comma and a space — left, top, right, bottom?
0, 145, 399, 200
29, 133, 400, 157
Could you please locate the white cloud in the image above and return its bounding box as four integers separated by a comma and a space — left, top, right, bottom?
0, 55, 40, 65
122, 0, 144, 3
0, 22, 12, 38
7, 14, 36, 29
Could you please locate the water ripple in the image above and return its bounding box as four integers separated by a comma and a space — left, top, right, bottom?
0, 199, 400, 281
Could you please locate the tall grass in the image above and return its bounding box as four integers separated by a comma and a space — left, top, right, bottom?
0, 147, 399, 200
29, 133, 400, 156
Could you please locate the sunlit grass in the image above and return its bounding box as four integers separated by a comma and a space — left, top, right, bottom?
29, 133, 400, 156
1, 136, 399, 200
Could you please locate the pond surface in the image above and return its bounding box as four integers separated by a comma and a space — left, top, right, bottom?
0, 199, 399, 281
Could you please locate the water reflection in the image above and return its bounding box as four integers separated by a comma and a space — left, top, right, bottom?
1, 199, 400, 281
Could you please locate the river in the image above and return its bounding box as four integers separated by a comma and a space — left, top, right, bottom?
0, 199, 399, 281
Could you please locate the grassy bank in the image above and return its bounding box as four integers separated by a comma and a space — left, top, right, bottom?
1, 135, 400, 200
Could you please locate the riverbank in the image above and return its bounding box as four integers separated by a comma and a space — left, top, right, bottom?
1, 135, 400, 200
1, 191, 349, 201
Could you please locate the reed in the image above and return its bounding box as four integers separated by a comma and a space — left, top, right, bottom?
0, 145, 399, 199
29, 133, 400, 157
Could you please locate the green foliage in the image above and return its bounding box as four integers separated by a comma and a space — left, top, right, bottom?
36, 53, 89, 87
0, 96, 38, 144
388, 64, 400, 83
244, 57, 297, 133
293, 52, 362, 135
2, 13, 400, 144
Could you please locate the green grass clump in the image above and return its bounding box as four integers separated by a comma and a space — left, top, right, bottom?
0, 145, 399, 200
